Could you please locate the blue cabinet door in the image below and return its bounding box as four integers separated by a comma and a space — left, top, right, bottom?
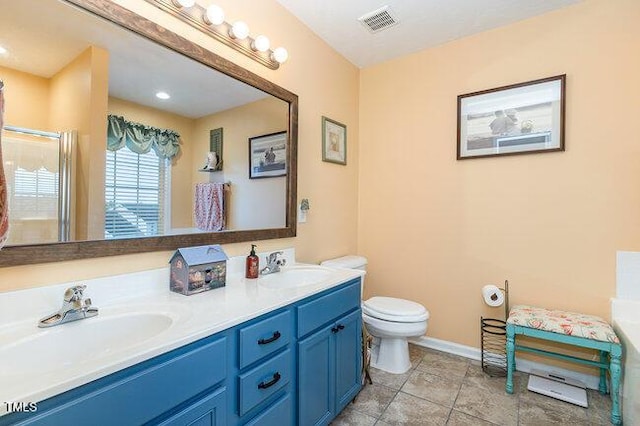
334, 309, 362, 413
298, 326, 333, 426
156, 386, 226, 426
244, 393, 292, 426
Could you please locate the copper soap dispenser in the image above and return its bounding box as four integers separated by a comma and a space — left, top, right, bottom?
245, 244, 259, 279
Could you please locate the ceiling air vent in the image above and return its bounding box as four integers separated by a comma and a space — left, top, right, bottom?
358, 6, 399, 34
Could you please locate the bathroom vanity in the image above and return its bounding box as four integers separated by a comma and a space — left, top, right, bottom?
0, 253, 363, 425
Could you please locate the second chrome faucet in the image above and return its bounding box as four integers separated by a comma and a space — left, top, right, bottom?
260, 251, 286, 275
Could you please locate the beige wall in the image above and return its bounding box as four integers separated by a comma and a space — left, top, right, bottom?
108, 96, 195, 228
0, 0, 360, 291
0, 66, 50, 130
87, 47, 110, 240
359, 0, 640, 355
193, 97, 288, 230
49, 46, 109, 240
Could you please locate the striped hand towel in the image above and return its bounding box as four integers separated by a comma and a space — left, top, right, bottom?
194, 182, 225, 232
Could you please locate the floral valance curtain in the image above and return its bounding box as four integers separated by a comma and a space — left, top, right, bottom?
107, 115, 180, 160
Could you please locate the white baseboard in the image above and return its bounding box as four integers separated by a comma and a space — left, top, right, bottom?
409, 336, 601, 390
410, 336, 482, 361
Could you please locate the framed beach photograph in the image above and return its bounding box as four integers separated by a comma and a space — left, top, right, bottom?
322, 116, 347, 165
249, 131, 287, 179
457, 75, 565, 160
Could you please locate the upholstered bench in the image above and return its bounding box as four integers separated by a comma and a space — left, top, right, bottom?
505, 305, 622, 425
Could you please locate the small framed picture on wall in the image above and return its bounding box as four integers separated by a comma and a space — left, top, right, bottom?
322, 116, 347, 165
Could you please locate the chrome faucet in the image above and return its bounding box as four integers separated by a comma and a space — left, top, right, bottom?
260, 251, 286, 275
38, 285, 98, 328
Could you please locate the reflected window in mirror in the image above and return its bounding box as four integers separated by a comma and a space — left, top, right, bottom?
104, 114, 179, 240
105, 147, 171, 239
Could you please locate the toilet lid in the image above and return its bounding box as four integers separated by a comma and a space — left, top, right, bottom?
363, 297, 429, 322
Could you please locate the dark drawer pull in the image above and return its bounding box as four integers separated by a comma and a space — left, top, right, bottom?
258, 372, 281, 390
331, 324, 345, 333
258, 331, 281, 345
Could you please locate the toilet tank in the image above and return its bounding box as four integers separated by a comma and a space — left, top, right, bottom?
321, 255, 367, 271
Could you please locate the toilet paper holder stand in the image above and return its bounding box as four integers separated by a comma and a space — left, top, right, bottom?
498, 280, 509, 319
480, 280, 510, 377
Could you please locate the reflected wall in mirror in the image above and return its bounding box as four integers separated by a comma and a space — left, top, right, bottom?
0, 0, 298, 266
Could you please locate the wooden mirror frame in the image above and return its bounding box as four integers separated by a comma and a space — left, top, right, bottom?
0, 0, 298, 267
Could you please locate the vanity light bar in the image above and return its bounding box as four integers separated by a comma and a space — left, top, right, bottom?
145, 0, 287, 70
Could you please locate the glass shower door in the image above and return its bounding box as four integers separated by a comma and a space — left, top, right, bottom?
1, 127, 74, 245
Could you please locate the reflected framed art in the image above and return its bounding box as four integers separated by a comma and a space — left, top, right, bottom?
249, 131, 287, 179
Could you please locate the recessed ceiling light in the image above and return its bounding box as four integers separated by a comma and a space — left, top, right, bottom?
0, 46, 8, 55
156, 91, 171, 100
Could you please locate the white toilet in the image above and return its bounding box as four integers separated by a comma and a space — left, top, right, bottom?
321, 255, 429, 374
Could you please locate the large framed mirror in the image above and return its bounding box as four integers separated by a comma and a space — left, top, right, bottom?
0, 0, 298, 266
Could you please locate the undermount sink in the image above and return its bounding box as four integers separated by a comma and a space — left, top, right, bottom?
258, 265, 334, 289
0, 311, 175, 377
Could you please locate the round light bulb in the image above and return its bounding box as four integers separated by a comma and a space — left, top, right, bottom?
173, 0, 195, 8
251, 35, 270, 52
204, 4, 225, 25
0, 46, 7, 55
271, 47, 288, 64
229, 21, 249, 40
156, 91, 171, 100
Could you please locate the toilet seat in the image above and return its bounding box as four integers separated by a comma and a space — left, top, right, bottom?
363, 297, 429, 323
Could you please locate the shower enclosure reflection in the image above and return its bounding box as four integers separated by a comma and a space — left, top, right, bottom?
1, 127, 75, 245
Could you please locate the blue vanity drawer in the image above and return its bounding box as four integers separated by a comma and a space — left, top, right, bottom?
245, 393, 292, 426
297, 279, 361, 338
239, 310, 292, 368
238, 348, 291, 416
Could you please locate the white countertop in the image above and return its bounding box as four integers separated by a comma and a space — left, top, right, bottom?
0, 249, 364, 415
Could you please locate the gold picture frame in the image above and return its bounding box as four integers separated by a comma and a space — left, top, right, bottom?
322, 116, 347, 165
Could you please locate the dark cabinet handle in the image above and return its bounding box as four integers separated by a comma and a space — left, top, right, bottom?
331, 324, 345, 333
258, 331, 281, 345
258, 372, 281, 389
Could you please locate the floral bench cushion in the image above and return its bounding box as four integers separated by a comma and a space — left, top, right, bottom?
507, 305, 620, 344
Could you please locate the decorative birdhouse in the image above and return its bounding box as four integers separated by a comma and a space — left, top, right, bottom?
169, 245, 228, 295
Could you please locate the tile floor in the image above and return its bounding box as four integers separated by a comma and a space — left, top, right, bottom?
331, 344, 613, 426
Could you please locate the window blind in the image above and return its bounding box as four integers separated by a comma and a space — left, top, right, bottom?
104, 146, 168, 239
12, 168, 59, 219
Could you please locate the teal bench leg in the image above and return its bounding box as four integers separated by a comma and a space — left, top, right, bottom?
506, 323, 515, 394
599, 350, 608, 395
610, 344, 622, 425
